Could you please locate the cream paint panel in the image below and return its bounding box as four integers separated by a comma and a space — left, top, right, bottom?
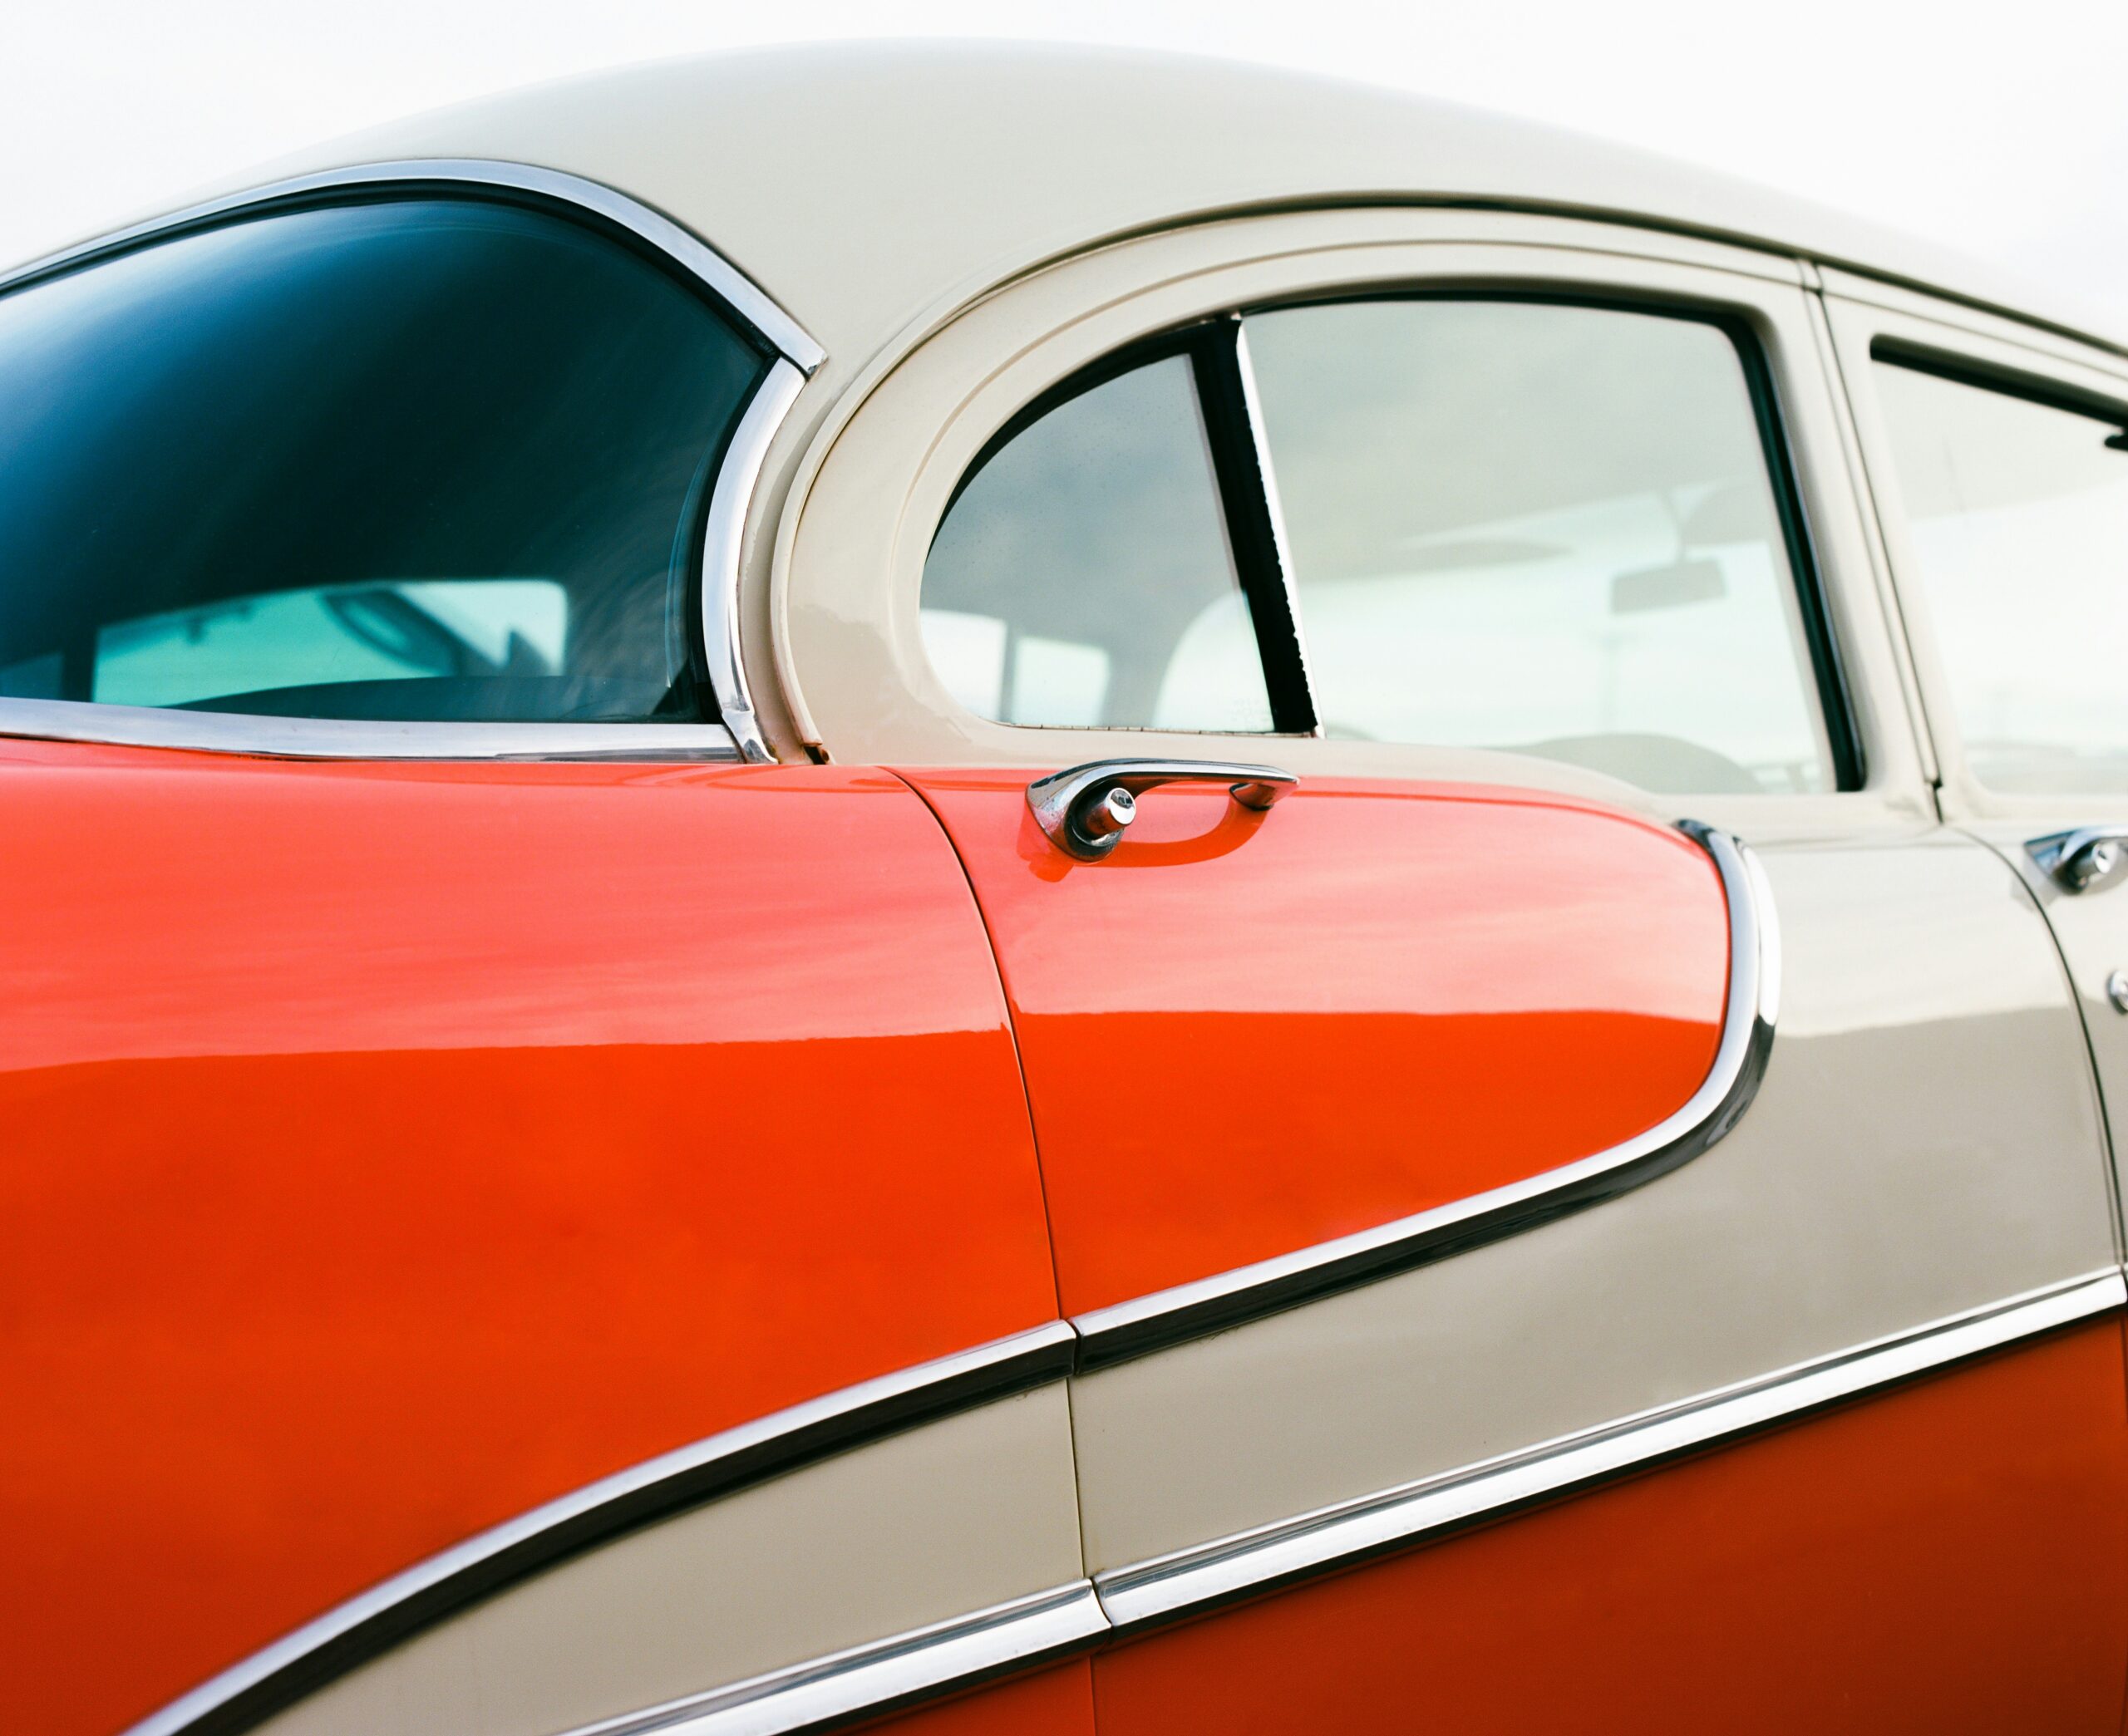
175, 45, 2124, 381
256, 1388, 1082, 1736
1818, 286, 2128, 1251
1069, 834, 2116, 1571
774, 212, 1933, 837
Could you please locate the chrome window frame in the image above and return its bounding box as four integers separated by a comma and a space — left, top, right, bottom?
0, 160, 823, 764
914, 288, 1860, 790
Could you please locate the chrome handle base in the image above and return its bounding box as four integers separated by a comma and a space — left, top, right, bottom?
2028, 826, 2128, 893
1027, 758, 1297, 862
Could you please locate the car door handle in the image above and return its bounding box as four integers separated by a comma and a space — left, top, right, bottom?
2028, 826, 2128, 893
1027, 758, 1297, 861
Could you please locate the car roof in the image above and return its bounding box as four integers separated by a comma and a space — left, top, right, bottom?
178, 41, 2128, 376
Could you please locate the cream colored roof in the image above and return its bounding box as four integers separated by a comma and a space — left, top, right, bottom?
234, 42, 2115, 374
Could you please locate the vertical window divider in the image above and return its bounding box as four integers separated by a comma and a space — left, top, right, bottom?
1191, 315, 1320, 735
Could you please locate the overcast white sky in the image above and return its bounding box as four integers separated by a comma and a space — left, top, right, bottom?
2, 0, 2126, 330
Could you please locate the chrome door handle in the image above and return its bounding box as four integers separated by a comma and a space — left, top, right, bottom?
1027, 758, 1296, 862
2029, 826, 2128, 893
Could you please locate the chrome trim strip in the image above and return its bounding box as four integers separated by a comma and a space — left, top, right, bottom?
1071, 819, 1780, 1369
0, 700, 743, 762
0, 160, 823, 372
122, 1321, 1075, 1736
702, 358, 805, 765
1095, 1267, 2126, 1630
126, 1260, 2122, 1736
555, 1583, 1109, 1736
0, 160, 822, 766
1228, 319, 1319, 734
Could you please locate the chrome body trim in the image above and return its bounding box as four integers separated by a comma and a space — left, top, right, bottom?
1094, 1268, 2126, 1630
1071, 819, 1780, 1369
702, 357, 806, 764
0, 160, 822, 766
130, 1261, 2121, 1736
1228, 319, 1320, 735
0, 700, 743, 763
121, 1322, 1074, 1736
0, 160, 823, 371
555, 1583, 1108, 1736
129, 825, 1791, 1735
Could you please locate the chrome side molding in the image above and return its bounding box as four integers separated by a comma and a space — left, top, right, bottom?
121, 1323, 1074, 1736
1093, 1268, 2124, 1630
555, 1584, 1107, 1736
131, 1258, 2122, 1736
547, 1270, 2128, 1736
1070, 819, 1780, 1369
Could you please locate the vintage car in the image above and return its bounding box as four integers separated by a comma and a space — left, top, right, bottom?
7, 38, 2128, 1736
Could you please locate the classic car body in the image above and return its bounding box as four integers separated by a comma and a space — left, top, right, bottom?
7, 40, 2128, 1736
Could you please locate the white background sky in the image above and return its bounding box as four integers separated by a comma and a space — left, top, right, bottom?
2, 0, 2126, 332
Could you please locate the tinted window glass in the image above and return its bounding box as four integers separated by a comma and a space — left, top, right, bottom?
921, 354, 1273, 731
1872, 360, 2128, 794
1246, 300, 1833, 794
0, 199, 767, 722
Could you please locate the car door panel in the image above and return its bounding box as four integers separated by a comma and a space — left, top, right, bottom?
1062, 834, 2120, 1576
1820, 285, 2128, 1244
901, 768, 1730, 1315
0, 741, 1065, 1736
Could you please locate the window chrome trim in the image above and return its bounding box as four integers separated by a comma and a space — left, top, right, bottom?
1071, 819, 1781, 1370
0, 160, 823, 765
1228, 318, 1319, 735
1093, 1266, 2126, 1630
702, 357, 805, 764
0, 699, 745, 762
554, 1583, 1109, 1736
309, 1267, 2120, 1736
0, 160, 823, 372
121, 1322, 1074, 1736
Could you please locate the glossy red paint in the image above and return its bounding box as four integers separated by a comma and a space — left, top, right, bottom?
904, 770, 1728, 1313
0, 741, 1060, 1736
1092, 1320, 2128, 1734
857, 1661, 1096, 1736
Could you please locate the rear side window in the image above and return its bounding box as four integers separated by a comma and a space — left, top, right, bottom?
1869, 357, 2128, 794
1246, 299, 1837, 794
921, 352, 1274, 732
0, 198, 768, 723
920, 295, 1849, 796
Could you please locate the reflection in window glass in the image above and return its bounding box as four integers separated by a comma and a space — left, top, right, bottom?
921, 355, 1273, 731
0, 199, 767, 722
93, 580, 569, 711
1872, 361, 2128, 794
1245, 300, 1831, 794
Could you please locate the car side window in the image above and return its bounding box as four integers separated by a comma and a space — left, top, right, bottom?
1244, 299, 1839, 794
921, 352, 1274, 732
0, 198, 768, 724
1869, 357, 2128, 794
